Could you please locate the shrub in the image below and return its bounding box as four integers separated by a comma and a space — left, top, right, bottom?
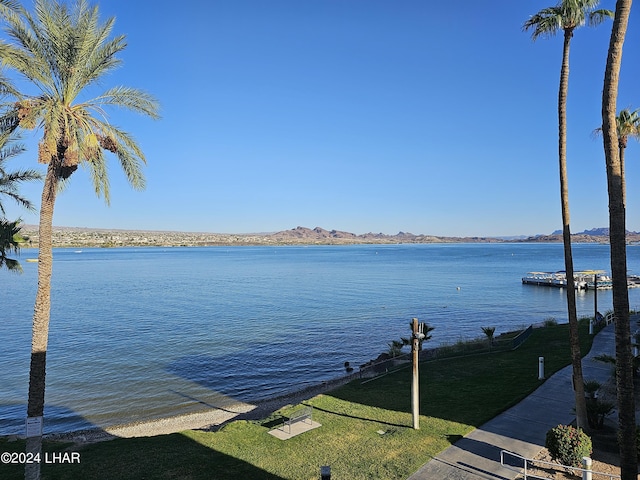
387, 340, 404, 357
543, 317, 557, 327
545, 424, 592, 467
583, 379, 601, 398
585, 399, 614, 429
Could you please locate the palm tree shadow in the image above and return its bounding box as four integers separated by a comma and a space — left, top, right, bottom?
310, 404, 408, 429
167, 389, 241, 414
80, 433, 286, 479
1, 404, 286, 480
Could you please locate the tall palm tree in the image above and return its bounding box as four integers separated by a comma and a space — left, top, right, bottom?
523, 0, 612, 431
0, 132, 39, 272
594, 107, 640, 205
614, 108, 640, 205
601, 1, 637, 478
0, 1, 159, 477
612, 108, 639, 205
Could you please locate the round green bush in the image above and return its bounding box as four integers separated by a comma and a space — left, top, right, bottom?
545, 424, 592, 467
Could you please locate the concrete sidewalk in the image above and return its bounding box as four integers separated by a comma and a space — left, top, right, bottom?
407, 321, 618, 480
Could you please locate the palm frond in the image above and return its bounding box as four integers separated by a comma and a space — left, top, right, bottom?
85, 146, 110, 201
0, 168, 41, 211
0, 143, 25, 160
96, 123, 146, 191
0, 131, 41, 212
523, 8, 563, 39
72, 34, 124, 96
88, 86, 160, 119
59, 2, 111, 100
0, 108, 20, 135
594, 108, 640, 142
0, 0, 22, 16
0, 71, 21, 98
2, 5, 58, 93
589, 8, 614, 26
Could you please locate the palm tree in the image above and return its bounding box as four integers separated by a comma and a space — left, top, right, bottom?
595, 107, 640, 205
402, 321, 434, 351
0, 132, 39, 272
0, 218, 25, 271
0, 1, 159, 477
523, 0, 612, 431
0, 133, 37, 213
481, 326, 496, 351
600, 1, 637, 477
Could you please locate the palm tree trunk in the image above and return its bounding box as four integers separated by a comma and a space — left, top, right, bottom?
602, 2, 637, 478
25, 162, 58, 480
559, 28, 588, 431
619, 143, 626, 205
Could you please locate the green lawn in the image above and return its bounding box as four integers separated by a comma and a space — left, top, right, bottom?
0, 320, 595, 480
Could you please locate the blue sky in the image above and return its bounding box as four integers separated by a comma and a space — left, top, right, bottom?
3, 0, 640, 237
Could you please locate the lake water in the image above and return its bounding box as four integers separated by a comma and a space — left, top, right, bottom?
2, 242, 640, 435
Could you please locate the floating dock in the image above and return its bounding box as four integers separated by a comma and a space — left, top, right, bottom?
521, 270, 640, 290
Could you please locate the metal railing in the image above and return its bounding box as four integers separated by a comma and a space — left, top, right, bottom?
500, 450, 620, 480
510, 324, 533, 349
359, 324, 539, 380
604, 311, 616, 325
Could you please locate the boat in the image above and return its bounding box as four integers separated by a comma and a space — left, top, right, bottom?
577, 270, 612, 290
25, 258, 38, 263
522, 271, 570, 288
627, 274, 640, 288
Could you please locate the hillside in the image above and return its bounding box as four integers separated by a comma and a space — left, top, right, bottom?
17, 225, 503, 248
523, 227, 640, 244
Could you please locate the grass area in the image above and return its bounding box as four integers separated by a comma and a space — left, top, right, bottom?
0, 320, 596, 480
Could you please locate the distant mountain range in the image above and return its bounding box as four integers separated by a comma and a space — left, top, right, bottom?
269, 226, 502, 244
18, 225, 640, 248
271, 226, 640, 244
551, 227, 639, 236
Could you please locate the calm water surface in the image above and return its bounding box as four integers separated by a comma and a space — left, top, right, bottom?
2, 243, 640, 434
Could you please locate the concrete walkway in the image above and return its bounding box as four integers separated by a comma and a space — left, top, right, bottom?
408, 321, 618, 480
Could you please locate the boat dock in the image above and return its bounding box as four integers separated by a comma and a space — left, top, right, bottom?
522, 270, 640, 289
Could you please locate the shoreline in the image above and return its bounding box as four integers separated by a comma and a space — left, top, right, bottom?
5, 325, 573, 445
38, 372, 363, 445
6, 327, 541, 445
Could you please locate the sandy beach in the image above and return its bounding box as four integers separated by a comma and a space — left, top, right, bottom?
42, 372, 362, 445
